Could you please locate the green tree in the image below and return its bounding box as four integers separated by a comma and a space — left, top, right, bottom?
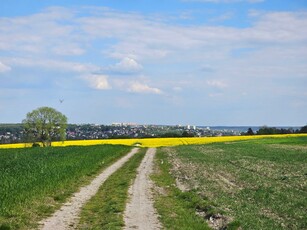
246, 128, 254, 135
300, 125, 307, 133
182, 131, 194, 137
23, 107, 67, 147
257, 126, 277, 135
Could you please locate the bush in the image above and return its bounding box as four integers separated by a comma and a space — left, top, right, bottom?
32, 143, 40, 148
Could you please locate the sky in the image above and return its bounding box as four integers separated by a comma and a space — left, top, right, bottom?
0, 0, 307, 126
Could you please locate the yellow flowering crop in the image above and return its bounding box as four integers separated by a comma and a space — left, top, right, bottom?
0, 133, 306, 149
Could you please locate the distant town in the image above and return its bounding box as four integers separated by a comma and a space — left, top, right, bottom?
0, 123, 305, 144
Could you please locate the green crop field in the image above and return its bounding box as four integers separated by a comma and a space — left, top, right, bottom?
154, 136, 307, 230
0, 145, 130, 229
1, 136, 306, 230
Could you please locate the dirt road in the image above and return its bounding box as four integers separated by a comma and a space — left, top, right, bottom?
39, 148, 139, 230
124, 148, 161, 229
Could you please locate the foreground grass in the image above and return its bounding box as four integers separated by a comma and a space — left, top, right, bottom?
152, 149, 212, 230
78, 148, 146, 229
0, 145, 130, 229
161, 136, 307, 229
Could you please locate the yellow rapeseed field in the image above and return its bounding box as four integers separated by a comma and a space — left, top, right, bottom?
0, 134, 306, 149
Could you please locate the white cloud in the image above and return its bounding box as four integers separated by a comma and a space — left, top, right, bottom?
0, 7, 75, 54
77, 9, 307, 63
1, 6, 307, 125
207, 80, 228, 88
1, 7, 306, 108
108, 57, 143, 73
2, 7, 307, 66
83, 74, 111, 90
0, 61, 11, 73
128, 81, 162, 94
112, 78, 163, 94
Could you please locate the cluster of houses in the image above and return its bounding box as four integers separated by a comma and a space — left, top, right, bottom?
0, 123, 243, 144
0, 131, 22, 144
65, 124, 242, 139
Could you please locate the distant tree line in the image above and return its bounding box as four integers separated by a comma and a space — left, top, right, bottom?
244, 125, 307, 136
1, 122, 307, 144
158, 131, 195, 138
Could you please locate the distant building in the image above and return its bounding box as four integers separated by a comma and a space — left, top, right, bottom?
112, 123, 122, 126
112, 122, 138, 127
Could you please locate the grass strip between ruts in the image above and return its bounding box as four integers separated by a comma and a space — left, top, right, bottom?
78, 148, 146, 229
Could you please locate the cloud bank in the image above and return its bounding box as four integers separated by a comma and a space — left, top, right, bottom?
0, 5, 306, 125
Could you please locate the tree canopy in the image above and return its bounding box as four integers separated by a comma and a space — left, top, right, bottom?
22, 107, 67, 146
300, 125, 307, 133
246, 128, 254, 135
257, 126, 295, 135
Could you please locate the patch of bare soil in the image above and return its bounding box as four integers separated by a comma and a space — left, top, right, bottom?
216, 173, 240, 190
269, 144, 307, 151
196, 210, 232, 230
261, 208, 288, 227
39, 148, 139, 230
124, 148, 161, 230
224, 140, 253, 145
166, 147, 241, 194
163, 147, 195, 191
164, 147, 235, 230
194, 145, 225, 153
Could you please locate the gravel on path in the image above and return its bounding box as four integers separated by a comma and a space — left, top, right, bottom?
39, 148, 139, 230
124, 148, 161, 230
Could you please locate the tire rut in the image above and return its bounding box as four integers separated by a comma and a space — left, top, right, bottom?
124, 148, 161, 230
39, 148, 139, 230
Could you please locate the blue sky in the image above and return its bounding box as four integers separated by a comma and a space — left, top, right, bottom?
1, 0, 307, 126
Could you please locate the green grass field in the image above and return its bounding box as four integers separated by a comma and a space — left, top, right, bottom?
1, 136, 306, 229
0, 145, 130, 229
156, 136, 307, 229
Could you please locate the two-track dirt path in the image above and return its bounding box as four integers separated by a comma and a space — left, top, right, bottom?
124, 148, 161, 229
39, 148, 139, 230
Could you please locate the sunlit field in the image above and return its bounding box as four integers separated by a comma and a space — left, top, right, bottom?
0, 134, 306, 149
0, 145, 129, 229
154, 136, 307, 229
